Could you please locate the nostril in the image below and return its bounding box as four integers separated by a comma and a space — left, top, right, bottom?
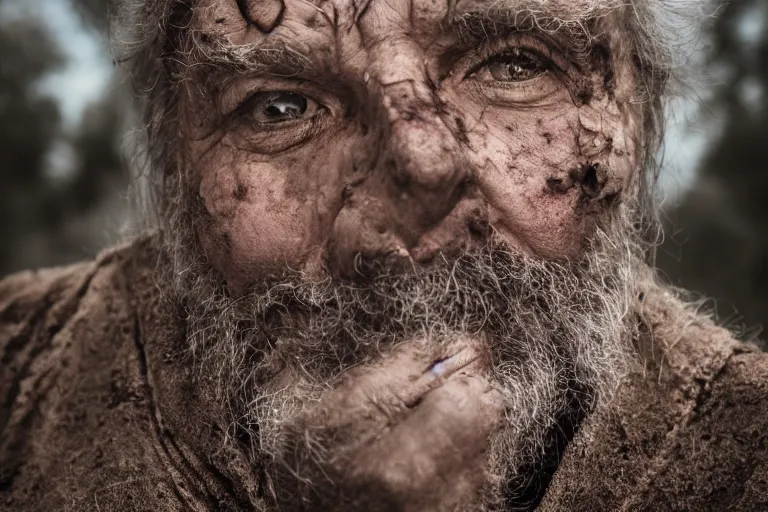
389, 159, 411, 188
350, 248, 412, 280
468, 214, 490, 239
456, 178, 473, 196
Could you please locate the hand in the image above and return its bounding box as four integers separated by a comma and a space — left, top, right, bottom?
273, 337, 505, 511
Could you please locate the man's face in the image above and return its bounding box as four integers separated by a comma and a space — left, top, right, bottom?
179, 0, 641, 293
170, 0, 645, 508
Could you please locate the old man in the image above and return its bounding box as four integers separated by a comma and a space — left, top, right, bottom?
1, 0, 766, 510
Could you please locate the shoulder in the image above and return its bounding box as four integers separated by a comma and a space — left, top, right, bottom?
660, 344, 768, 510
0, 254, 104, 409
0, 239, 151, 389
621, 286, 768, 511
0, 236, 187, 511
0, 261, 98, 344
0, 238, 156, 331
541, 284, 768, 512
620, 340, 768, 512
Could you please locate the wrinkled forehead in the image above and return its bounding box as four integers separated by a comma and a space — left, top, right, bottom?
192, 0, 624, 60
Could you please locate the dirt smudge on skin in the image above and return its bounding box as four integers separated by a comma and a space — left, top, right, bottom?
545, 176, 574, 194
454, 116, 470, 145
569, 163, 624, 214
570, 164, 603, 199
544, 162, 621, 215
234, 184, 248, 201
220, 231, 233, 253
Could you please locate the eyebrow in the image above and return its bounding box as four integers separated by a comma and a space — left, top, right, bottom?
449, 0, 619, 27
186, 37, 314, 81
190, 0, 617, 81
449, 4, 608, 55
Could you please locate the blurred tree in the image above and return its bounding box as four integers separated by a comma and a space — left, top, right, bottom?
657, 0, 768, 347
72, 0, 108, 30
0, 0, 129, 275
0, 14, 65, 272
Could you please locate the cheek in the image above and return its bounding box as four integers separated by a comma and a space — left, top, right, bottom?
195, 145, 332, 290
466, 103, 636, 259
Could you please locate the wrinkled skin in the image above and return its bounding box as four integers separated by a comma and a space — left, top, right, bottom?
177, 0, 643, 508
272, 338, 504, 510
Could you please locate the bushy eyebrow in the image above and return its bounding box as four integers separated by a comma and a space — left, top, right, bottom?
189, 0, 617, 82
449, 6, 602, 55
184, 37, 314, 82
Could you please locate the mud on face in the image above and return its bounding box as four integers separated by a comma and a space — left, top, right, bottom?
177, 206, 643, 509
142, 0, 661, 509
160, 0, 647, 292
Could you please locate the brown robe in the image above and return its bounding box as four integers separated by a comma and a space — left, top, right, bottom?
1, 238, 766, 511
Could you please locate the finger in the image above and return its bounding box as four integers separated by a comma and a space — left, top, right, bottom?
348, 375, 504, 510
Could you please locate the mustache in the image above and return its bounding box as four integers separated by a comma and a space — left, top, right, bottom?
236, 244, 601, 326
160, 198, 648, 508
187, 238, 633, 391
175, 221, 642, 508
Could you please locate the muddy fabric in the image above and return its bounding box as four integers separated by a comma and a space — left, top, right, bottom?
1, 238, 766, 511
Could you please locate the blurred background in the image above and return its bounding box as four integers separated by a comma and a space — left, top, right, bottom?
0, 0, 765, 346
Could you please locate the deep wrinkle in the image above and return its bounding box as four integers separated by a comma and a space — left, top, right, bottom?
190, 11, 600, 87
6, 0, 768, 512
125, 1, 649, 508
6, 2, 767, 512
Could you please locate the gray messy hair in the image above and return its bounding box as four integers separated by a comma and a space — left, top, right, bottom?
110, 0, 712, 235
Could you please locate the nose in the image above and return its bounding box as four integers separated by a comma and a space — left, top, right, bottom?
381, 80, 470, 230
327, 77, 486, 279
